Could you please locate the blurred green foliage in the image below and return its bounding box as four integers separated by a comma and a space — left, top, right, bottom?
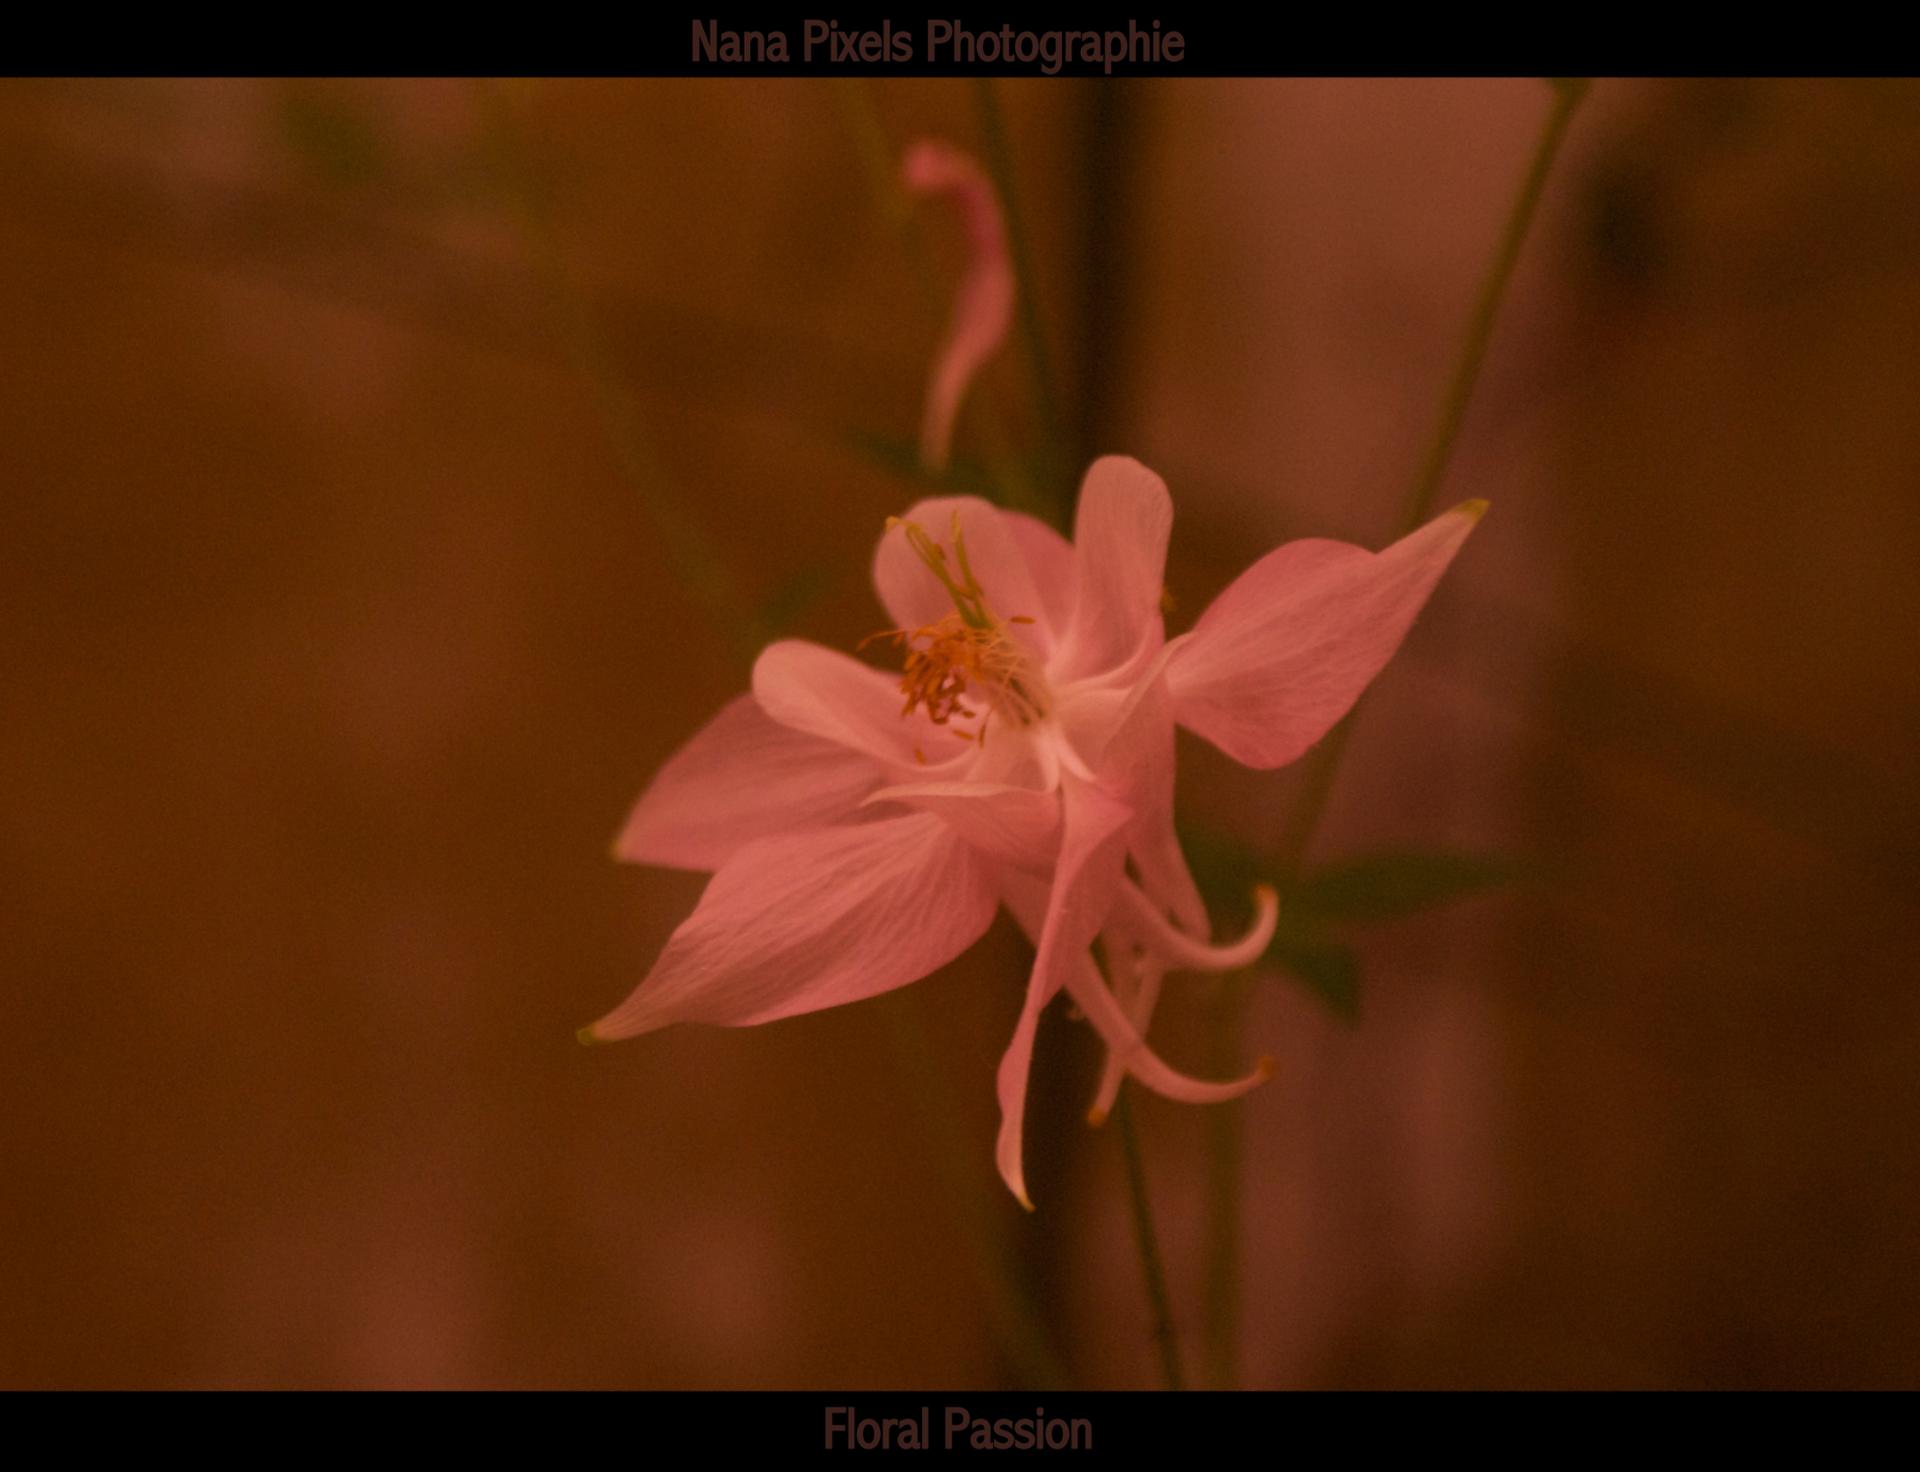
1183, 823, 1522, 1023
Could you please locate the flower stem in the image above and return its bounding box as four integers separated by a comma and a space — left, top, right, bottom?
1114, 1088, 1186, 1390
1200, 973, 1253, 1390
972, 78, 1071, 490
1201, 78, 1592, 1389
1397, 77, 1591, 536
879, 991, 1069, 1388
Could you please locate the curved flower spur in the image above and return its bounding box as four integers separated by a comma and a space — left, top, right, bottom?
585, 458, 1484, 1206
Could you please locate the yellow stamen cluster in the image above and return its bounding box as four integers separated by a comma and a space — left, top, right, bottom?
865, 513, 1047, 744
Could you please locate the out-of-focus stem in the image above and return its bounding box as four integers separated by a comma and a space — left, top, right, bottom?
973, 78, 1070, 488
879, 992, 1069, 1389
1114, 1088, 1186, 1390
1201, 78, 1591, 1389
1398, 78, 1590, 536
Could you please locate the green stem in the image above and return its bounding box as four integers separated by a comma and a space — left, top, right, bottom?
1114, 1089, 1185, 1390
1201, 79, 1591, 1389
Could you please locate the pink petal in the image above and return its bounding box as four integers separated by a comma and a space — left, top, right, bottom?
614, 695, 884, 872
865, 780, 1060, 871
1088, 942, 1163, 1122
584, 812, 996, 1041
870, 495, 1058, 654
1063, 949, 1271, 1121
1002, 869, 1274, 1139
1056, 668, 1206, 933
1056, 456, 1172, 681
991, 670, 1215, 1205
1167, 501, 1486, 770
1108, 673, 1208, 935
1088, 883, 1280, 1121
752, 639, 936, 771
903, 139, 1013, 472
994, 777, 1134, 1208
1003, 510, 1079, 637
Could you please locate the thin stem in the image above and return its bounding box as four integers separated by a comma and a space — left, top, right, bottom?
1199, 972, 1253, 1390
1398, 77, 1590, 536
1114, 1088, 1185, 1390
1201, 79, 1591, 1389
972, 78, 1070, 487
879, 992, 1069, 1388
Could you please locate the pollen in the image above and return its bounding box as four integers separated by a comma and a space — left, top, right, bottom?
866, 512, 1051, 738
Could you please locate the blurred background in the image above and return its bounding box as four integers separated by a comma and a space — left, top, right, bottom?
2, 76, 1917, 1389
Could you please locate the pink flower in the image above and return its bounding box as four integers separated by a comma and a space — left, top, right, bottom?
902, 139, 1013, 472
587, 457, 1485, 1206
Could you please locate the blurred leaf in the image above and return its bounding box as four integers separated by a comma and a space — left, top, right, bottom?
1291, 850, 1519, 923
1269, 933, 1360, 1024
1179, 825, 1529, 1023
1177, 822, 1266, 918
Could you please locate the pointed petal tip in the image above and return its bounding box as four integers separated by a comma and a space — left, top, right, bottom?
1256, 1054, 1277, 1082
576, 1024, 605, 1048
1085, 1104, 1109, 1129
1015, 1188, 1036, 1213
1455, 497, 1490, 522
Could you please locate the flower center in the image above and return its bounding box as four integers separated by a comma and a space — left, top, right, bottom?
867, 514, 1050, 744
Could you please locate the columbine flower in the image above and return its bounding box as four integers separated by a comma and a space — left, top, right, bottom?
586, 456, 1484, 1206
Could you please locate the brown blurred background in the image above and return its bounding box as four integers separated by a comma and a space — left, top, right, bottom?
2, 76, 1916, 1389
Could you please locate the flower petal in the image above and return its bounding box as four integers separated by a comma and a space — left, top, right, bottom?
1055, 456, 1172, 682
614, 695, 884, 872
585, 812, 996, 1041
865, 780, 1060, 871
1119, 877, 1280, 973
994, 777, 1134, 1207
1065, 950, 1272, 1123
1003, 510, 1078, 636
1167, 501, 1486, 770
1088, 938, 1163, 1122
1002, 865, 1272, 1135
752, 639, 936, 771
1087, 883, 1279, 1120
903, 139, 1013, 472
1112, 673, 1208, 936
871, 496, 1058, 654
1057, 667, 1207, 934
